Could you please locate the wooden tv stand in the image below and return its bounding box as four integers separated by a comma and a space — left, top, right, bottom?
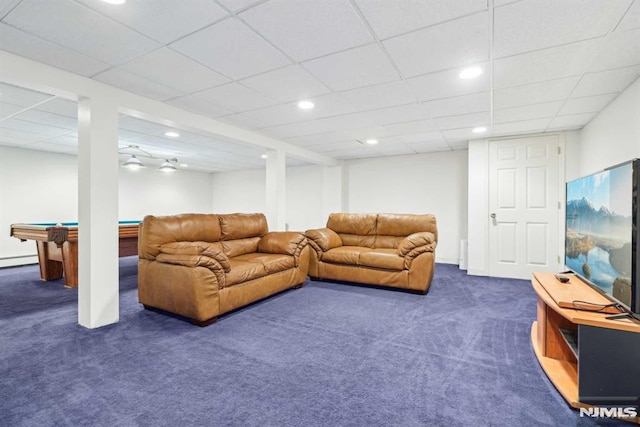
532, 272, 640, 422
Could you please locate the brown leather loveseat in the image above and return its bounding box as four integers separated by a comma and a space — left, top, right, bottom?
138, 213, 309, 326
305, 213, 437, 294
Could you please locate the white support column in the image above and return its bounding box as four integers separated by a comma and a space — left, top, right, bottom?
265, 150, 286, 231
77, 96, 120, 328
322, 162, 346, 217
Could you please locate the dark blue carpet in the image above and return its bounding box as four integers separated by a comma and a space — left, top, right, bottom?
0, 260, 627, 426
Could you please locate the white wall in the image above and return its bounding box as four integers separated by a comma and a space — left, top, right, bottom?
211, 151, 468, 264
0, 146, 213, 266
211, 168, 266, 214
346, 151, 468, 264
578, 76, 640, 176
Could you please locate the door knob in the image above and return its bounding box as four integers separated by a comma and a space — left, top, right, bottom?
490, 213, 496, 219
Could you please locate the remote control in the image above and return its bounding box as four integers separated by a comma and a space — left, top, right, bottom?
554, 274, 570, 283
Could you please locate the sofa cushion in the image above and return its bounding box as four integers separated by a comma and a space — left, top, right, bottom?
359, 249, 405, 271
377, 214, 438, 241
160, 241, 230, 272
233, 253, 294, 274
139, 214, 222, 259
327, 213, 377, 235
322, 246, 371, 265
226, 259, 268, 287
258, 232, 306, 255
220, 213, 268, 240
305, 228, 342, 251
223, 237, 261, 258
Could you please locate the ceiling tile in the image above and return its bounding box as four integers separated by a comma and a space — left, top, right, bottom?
0, 101, 26, 119
441, 128, 482, 142
13, 109, 77, 129
0, 127, 45, 144
494, 39, 600, 89
93, 69, 182, 101
493, 77, 579, 109
354, 0, 487, 40
1, 118, 71, 137
492, 118, 552, 136
494, 101, 563, 123
338, 126, 390, 141
4, 0, 159, 65
165, 95, 233, 118
119, 48, 230, 94
559, 93, 618, 115
406, 139, 451, 153
283, 132, 353, 147
240, 65, 331, 103
170, 17, 291, 79
572, 65, 640, 96
588, 28, 640, 72
240, 0, 373, 62
548, 113, 597, 130
494, 0, 631, 58
25, 141, 76, 154
192, 83, 276, 113
363, 103, 428, 125
406, 66, 490, 101
0, 23, 110, 77
435, 112, 490, 130
35, 98, 78, 118
241, 93, 357, 127
303, 44, 400, 91
422, 92, 490, 118
448, 140, 469, 150
260, 113, 376, 139
396, 131, 445, 144
217, 0, 264, 12
383, 119, 438, 136
338, 80, 416, 111
0, 83, 54, 110
616, 0, 640, 31
383, 12, 489, 77
215, 114, 271, 130
76, 0, 228, 44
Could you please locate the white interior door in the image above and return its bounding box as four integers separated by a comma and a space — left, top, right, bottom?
488, 135, 561, 279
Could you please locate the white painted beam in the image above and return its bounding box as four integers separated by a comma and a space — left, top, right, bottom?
0, 51, 339, 167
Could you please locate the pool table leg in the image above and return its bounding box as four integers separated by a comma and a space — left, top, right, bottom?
61, 241, 78, 288
36, 241, 63, 281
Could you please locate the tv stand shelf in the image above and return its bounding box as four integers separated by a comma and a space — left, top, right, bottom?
531, 272, 640, 423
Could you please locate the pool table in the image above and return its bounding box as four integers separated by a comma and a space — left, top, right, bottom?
10, 221, 140, 288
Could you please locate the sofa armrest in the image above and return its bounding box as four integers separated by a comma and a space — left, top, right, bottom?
155, 253, 226, 287
160, 241, 230, 272
305, 228, 342, 252
258, 232, 308, 266
397, 232, 437, 257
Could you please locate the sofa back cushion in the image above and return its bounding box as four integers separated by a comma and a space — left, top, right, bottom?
139, 214, 222, 260
220, 213, 268, 240
375, 214, 438, 248
327, 213, 377, 248
223, 237, 261, 258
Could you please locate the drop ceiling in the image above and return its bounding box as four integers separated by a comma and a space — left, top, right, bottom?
0, 0, 639, 172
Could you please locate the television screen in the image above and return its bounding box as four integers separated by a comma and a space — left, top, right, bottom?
565, 161, 634, 310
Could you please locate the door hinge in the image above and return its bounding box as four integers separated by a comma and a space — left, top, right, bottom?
558, 255, 561, 264
558, 146, 561, 155
558, 201, 561, 209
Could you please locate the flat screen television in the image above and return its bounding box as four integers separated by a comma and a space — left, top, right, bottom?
565, 159, 639, 315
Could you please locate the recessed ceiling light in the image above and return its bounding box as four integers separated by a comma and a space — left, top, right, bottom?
297, 100, 315, 110
101, 0, 126, 4
180, 164, 188, 168
459, 66, 483, 79
365, 139, 379, 145
164, 131, 180, 138
472, 126, 487, 133
261, 154, 268, 159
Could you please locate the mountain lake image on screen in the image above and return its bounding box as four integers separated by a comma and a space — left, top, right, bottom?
565, 162, 633, 307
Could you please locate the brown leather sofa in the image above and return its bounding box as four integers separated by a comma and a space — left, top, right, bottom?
305, 213, 437, 294
138, 213, 310, 326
